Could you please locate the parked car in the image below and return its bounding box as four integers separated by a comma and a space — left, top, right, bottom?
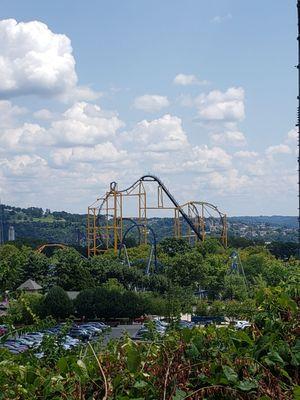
68, 327, 91, 341
80, 324, 102, 335
178, 320, 195, 329
234, 320, 251, 330
88, 322, 109, 330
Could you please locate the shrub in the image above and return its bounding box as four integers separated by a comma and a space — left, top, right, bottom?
74, 289, 95, 319
43, 286, 73, 319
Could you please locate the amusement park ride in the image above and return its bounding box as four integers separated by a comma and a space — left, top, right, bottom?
87, 175, 227, 257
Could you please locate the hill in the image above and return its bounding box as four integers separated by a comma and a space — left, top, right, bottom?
0, 204, 298, 245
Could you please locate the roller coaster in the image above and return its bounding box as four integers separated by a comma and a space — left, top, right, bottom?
87, 175, 227, 257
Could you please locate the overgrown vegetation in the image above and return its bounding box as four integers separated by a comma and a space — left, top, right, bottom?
0, 237, 299, 398
0, 285, 299, 399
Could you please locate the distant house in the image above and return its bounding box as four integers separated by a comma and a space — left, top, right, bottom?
66, 291, 80, 300
17, 279, 43, 292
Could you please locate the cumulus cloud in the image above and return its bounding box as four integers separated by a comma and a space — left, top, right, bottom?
133, 94, 170, 113
195, 87, 245, 121
51, 142, 127, 167
0, 154, 48, 178
48, 102, 124, 146
182, 146, 232, 172
211, 131, 247, 147
33, 108, 55, 120
0, 19, 99, 101
265, 144, 291, 157
173, 74, 209, 86
235, 150, 259, 158
0, 100, 27, 128
0, 123, 48, 152
125, 114, 188, 152
286, 128, 297, 143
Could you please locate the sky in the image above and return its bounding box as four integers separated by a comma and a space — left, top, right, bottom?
0, 0, 298, 216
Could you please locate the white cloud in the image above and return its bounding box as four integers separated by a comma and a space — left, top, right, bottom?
0, 19, 99, 101
173, 74, 209, 86
206, 169, 249, 191
195, 87, 245, 121
51, 142, 127, 166
33, 108, 55, 120
211, 131, 247, 147
286, 128, 297, 143
0, 100, 27, 127
125, 114, 188, 152
133, 94, 170, 113
182, 145, 232, 171
49, 102, 124, 146
0, 123, 48, 152
265, 144, 291, 157
235, 150, 258, 158
0, 154, 48, 177
211, 13, 232, 23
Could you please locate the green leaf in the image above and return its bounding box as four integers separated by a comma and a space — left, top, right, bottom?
222, 365, 238, 383
173, 389, 188, 399
126, 346, 141, 373
236, 380, 258, 392
77, 360, 87, 370
294, 385, 300, 400
186, 343, 200, 359
267, 351, 285, 366
57, 357, 68, 374
133, 380, 148, 389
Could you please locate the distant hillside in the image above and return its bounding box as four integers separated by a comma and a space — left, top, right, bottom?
229, 216, 298, 229
0, 204, 297, 245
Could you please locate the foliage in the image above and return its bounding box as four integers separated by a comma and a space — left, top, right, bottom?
6, 292, 44, 325
75, 285, 147, 320
159, 237, 192, 257
42, 286, 73, 319
0, 244, 27, 290
267, 241, 298, 259
50, 248, 94, 290
0, 287, 298, 399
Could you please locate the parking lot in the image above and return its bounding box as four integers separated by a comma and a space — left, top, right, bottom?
105, 324, 141, 341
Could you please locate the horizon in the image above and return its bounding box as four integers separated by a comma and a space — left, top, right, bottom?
2, 202, 298, 219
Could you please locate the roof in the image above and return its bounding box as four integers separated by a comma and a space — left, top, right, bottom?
17, 279, 43, 291
66, 291, 80, 300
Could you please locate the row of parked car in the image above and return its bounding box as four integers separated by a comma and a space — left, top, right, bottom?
132, 318, 251, 340
0, 321, 109, 355
133, 319, 195, 340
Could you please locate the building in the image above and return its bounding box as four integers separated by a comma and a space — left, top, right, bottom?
8, 225, 15, 241
17, 279, 42, 292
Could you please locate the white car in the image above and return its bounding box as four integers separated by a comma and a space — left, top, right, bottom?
234, 320, 251, 330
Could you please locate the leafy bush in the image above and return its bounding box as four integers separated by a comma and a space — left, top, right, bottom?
0, 287, 298, 399
75, 286, 147, 320
42, 286, 73, 319
6, 292, 44, 324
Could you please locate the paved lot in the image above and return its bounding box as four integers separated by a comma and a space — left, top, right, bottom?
104, 324, 141, 343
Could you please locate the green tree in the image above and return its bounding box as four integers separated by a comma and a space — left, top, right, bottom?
223, 274, 248, 300
159, 237, 192, 257
50, 248, 94, 290
165, 285, 193, 320
0, 244, 27, 290
166, 250, 205, 288
74, 289, 96, 319
43, 286, 73, 319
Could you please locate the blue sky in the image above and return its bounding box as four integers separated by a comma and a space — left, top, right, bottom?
0, 0, 297, 215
